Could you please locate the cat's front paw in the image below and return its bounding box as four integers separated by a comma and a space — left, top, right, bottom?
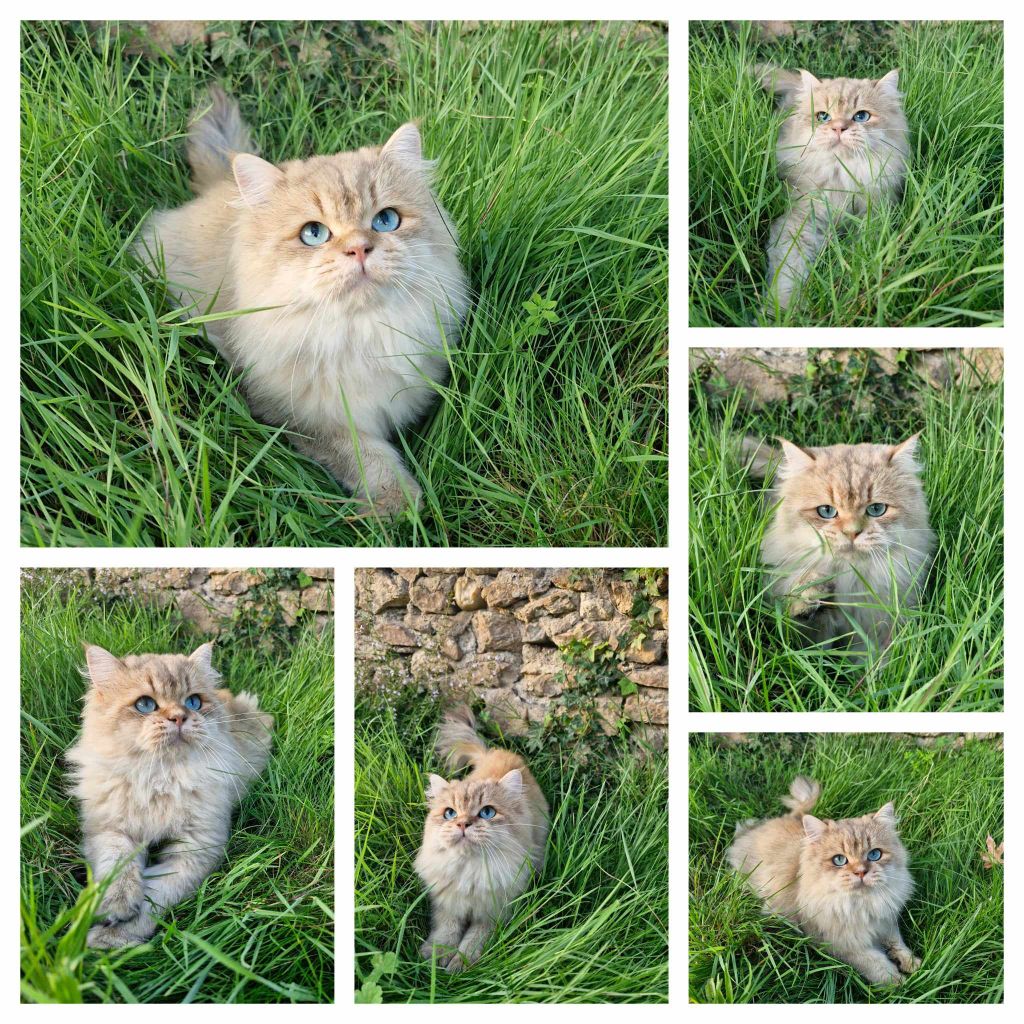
891, 949, 921, 974
869, 963, 905, 987
98, 876, 144, 924
444, 950, 477, 974
87, 914, 155, 950
368, 476, 422, 517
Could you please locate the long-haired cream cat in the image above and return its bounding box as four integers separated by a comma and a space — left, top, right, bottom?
727, 776, 919, 986
414, 706, 549, 973
135, 87, 470, 514
743, 434, 935, 654
759, 67, 910, 311
66, 643, 273, 948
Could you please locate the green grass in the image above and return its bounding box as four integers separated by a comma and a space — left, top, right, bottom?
355, 695, 668, 1003
690, 732, 1004, 1003
20, 574, 334, 1003
21, 20, 667, 546
689, 350, 1004, 710
689, 20, 1003, 326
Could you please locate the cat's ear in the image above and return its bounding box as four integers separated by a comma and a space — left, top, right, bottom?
425, 773, 449, 801
798, 69, 822, 91
875, 801, 897, 824
83, 644, 124, 688
499, 769, 524, 797
189, 642, 215, 672
232, 154, 285, 207
776, 437, 816, 476
889, 433, 922, 471
382, 123, 425, 167
875, 69, 901, 96
801, 814, 826, 841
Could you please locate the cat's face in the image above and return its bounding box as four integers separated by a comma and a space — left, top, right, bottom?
423, 771, 523, 855
81, 643, 227, 756
230, 124, 462, 313
775, 436, 928, 557
801, 803, 909, 896
780, 69, 905, 161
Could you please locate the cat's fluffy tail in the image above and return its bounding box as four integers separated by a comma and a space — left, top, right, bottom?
186, 86, 256, 194
780, 775, 821, 816
435, 706, 489, 769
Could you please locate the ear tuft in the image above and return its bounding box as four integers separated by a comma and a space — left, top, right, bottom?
876, 69, 900, 95
425, 773, 449, 801
802, 814, 825, 841
889, 433, 922, 471
875, 801, 897, 824
776, 437, 816, 477
381, 122, 424, 166
232, 153, 285, 207
84, 645, 124, 688
499, 768, 524, 797
189, 642, 215, 673
798, 69, 822, 91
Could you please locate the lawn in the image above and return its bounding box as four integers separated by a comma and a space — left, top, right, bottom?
689, 732, 1004, 1004
20, 573, 334, 1003
688, 350, 1004, 711
689, 20, 1004, 326
354, 695, 668, 1003
20, 20, 667, 547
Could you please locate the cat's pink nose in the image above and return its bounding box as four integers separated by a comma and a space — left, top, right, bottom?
854, 865, 867, 877
166, 712, 186, 726
843, 525, 862, 540
456, 823, 467, 833
832, 123, 849, 139
344, 241, 374, 266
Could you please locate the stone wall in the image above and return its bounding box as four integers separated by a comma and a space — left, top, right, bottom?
690, 347, 1003, 408
355, 568, 669, 748
54, 567, 334, 635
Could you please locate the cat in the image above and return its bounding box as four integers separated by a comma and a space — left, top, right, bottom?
414, 706, 549, 973
758, 66, 910, 312
727, 775, 920, 986
65, 642, 274, 949
134, 87, 470, 515
742, 433, 935, 655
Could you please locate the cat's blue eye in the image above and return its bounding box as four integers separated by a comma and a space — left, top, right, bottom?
135, 696, 157, 714
866, 502, 888, 517
443, 808, 457, 820
371, 208, 401, 232
299, 222, 331, 246
184, 694, 202, 711
816, 505, 838, 519
815, 111, 832, 123
832, 854, 848, 866
852, 110, 871, 123
478, 806, 496, 819
867, 848, 882, 861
